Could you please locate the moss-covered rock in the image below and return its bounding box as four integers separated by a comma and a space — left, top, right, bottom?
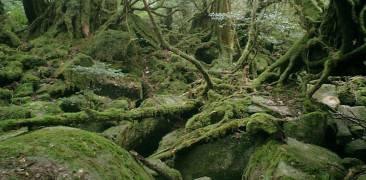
284, 112, 328, 145
175, 133, 266, 180
103, 95, 189, 156
37, 80, 77, 98
246, 113, 279, 136
63, 63, 141, 99
244, 138, 346, 180
85, 30, 142, 73
24, 101, 63, 117
345, 139, 366, 162
14, 83, 34, 97
0, 88, 12, 102
0, 105, 31, 120
60, 95, 89, 112
0, 126, 153, 179
0, 61, 23, 85
155, 128, 186, 153
20, 71, 41, 86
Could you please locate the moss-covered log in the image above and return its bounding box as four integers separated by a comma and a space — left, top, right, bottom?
0, 100, 200, 131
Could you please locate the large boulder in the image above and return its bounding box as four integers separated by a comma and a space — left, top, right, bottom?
63, 62, 142, 99
174, 133, 266, 180
0, 127, 153, 179
345, 139, 366, 162
85, 30, 142, 74
244, 138, 347, 180
284, 112, 328, 145
103, 95, 191, 156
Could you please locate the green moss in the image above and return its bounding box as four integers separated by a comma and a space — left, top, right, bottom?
0, 105, 31, 120
175, 132, 265, 180
14, 83, 34, 97
0, 88, 12, 101
106, 99, 129, 110
246, 113, 279, 135
0, 126, 153, 179
24, 101, 63, 117
244, 138, 346, 180
21, 71, 41, 86
185, 97, 251, 130
10, 54, 47, 69
284, 112, 327, 145
0, 61, 23, 84
37, 80, 77, 98
63, 63, 142, 99
73, 53, 94, 67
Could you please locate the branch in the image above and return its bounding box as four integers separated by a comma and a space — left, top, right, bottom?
0, 100, 200, 131
142, 0, 214, 93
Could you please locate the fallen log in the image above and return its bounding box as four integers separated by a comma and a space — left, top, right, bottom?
0, 100, 200, 131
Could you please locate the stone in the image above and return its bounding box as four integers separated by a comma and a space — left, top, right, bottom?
0, 127, 153, 179
175, 133, 266, 180
244, 138, 347, 180
251, 96, 292, 116
284, 112, 328, 145
345, 139, 366, 162
312, 84, 340, 109
338, 105, 366, 121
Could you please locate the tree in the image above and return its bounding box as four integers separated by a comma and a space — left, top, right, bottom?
0, 0, 21, 47
24, 0, 118, 38
251, 0, 366, 97
211, 0, 235, 65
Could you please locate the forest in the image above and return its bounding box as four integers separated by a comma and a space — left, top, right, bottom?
0, 0, 366, 179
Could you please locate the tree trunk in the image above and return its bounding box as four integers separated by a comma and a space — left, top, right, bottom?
211, 0, 235, 65
24, 0, 118, 38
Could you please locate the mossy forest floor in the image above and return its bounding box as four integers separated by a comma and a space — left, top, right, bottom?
1, 1, 366, 180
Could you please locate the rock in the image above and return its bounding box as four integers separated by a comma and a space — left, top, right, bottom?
338, 105, 366, 121
37, 80, 78, 98
85, 30, 142, 73
328, 118, 353, 145
14, 83, 34, 97
194, 177, 212, 180
284, 112, 328, 145
175, 133, 266, 180
355, 88, 366, 106
0, 105, 31, 120
312, 84, 340, 109
358, 174, 366, 180
345, 139, 366, 162
0, 88, 12, 103
341, 158, 365, 169
251, 96, 292, 116
0, 127, 153, 179
246, 113, 279, 136
244, 138, 347, 180
63, 62, 142, 99
103, 95, 189, 156
156, 128, 186, 153
0, 61, 23, 85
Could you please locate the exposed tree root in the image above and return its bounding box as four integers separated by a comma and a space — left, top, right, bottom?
251, 33, 312, 88
142, 0, 214, 94
0, 100, 200, 131
149, 119, 247, 160
130, 151, 183, 180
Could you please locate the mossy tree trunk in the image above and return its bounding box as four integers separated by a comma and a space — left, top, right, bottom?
252, 0, 366, 97
24, 0, 118, 38
211, 0, 235, 65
